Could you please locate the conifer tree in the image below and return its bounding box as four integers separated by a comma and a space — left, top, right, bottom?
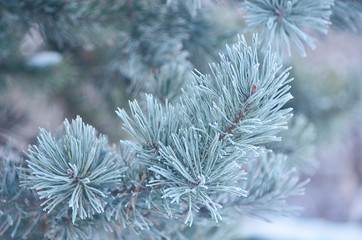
1, 0, 361, 239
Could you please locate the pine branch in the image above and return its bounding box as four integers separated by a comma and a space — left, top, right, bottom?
242, 0, 334, 57
22, 116, 126, 223
118, 34, 295, 226
0, 0, 329, 239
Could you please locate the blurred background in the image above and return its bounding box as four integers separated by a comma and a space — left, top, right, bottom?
0, 1, 361, 239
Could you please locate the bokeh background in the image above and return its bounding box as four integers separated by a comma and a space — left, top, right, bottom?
1, 1, 361, 239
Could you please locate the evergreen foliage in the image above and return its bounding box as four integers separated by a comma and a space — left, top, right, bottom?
1, 0, 359, 239
331, 0, 362, 33
117, 34, 299, 228
0, 0, 127, 50
0, 100, 25, 145
23, 116, 125, 222
270, 115, 317, 175
0, 146, 41, 239
118, 0, 230, 98
231, 149, 308, 218
242, 0, 334, 56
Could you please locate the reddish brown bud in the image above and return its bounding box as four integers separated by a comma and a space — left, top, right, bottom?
275, 9, 283, 24
252, 84, 257, 95
67, 169, 74, 177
